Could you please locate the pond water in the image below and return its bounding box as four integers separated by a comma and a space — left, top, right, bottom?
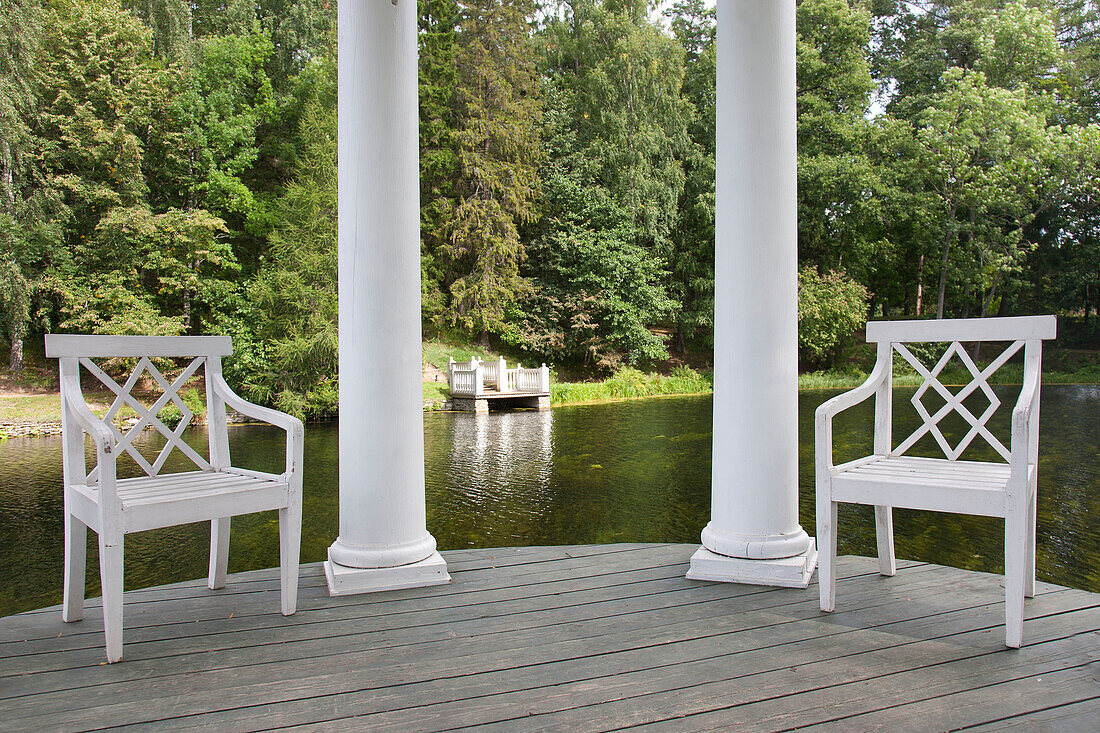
1, 386, 1097, 617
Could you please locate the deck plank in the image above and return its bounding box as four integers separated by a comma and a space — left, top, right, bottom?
1, 565, 954, 726
965, 696, 1100, 732
0, 544, 1097, 733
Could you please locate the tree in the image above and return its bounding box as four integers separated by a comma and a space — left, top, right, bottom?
797, 266, 868, 366
122, 0, 192, 62
439, 0, 542, 341
419, 0, 461, 324
523, 0, 691, 365
247, 84, 338, 418
542, 0, 691, 256
58, 207, 235, 338
144, 28, 276, 277
915, 68, 1049, 318
664, 0, 715, 350
0, 0, 44, 370
867, 0, 1094, 320
796, 0, 882, 281
30, 0, 166, 336
517, 156, 674, 369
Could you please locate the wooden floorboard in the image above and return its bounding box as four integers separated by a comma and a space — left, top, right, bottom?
0, 544, 1097, 732
964, 696, 1100, 732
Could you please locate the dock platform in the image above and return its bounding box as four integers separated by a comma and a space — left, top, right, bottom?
1, 543, 1098, 731
451, 391, 551, 412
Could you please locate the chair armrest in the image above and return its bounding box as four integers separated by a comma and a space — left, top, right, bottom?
815, 359, 889, 472
210, 374, 304, 435
1010, 366, 1041, 470
1011, 367, 1041, 430
210, 375, 304, 481
60, 376, 115, 451
815, 359, 889, 424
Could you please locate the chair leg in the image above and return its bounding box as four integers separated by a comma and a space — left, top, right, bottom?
98, 533, 125, 663
62, 513, 87, 623
817, 498, 837, 613
1005, 512, 1027, 649
1025, 487, 1037, 599
874, 505, 896, 577
279, 500, 302, 616
208, 517, 231, 590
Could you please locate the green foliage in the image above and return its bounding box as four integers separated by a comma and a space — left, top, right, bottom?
797, 267, 869, 366
517, 0, 696, 368
441, 0, 542, 338
915, 67, 1049, 318
796, 0, 882, 286
143, 25, 276, 276
551, 365, 712, 404
83, 206, 238, 331
516, 159, 673, 370
539, 0, 691, 254
0, 0, 46, 365
158, 386, 206, 429
5, 0, 1100, 418
664, 0, 715, 348
421, 339, 498, 369
246, 88, 338, 419
419, 0, 461, 324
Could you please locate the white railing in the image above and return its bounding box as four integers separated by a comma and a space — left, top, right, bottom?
447, 357, 479, 387
447, 356, 551, 396
481, 357, 507, 387
449, 368, 482, 397
512, 367, 540, 393
507, 364, 551, 394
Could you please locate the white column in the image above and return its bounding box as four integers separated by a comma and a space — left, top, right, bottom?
687, 0, 817, 588
325, 0, 449, 596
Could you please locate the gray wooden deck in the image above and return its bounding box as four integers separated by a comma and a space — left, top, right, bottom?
1, 543, 1098, 732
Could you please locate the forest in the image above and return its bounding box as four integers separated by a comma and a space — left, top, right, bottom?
1, 0, 1099, 417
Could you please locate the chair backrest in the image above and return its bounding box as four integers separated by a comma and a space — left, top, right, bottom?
46, 335, 233, 478
865, 316, 1056, 462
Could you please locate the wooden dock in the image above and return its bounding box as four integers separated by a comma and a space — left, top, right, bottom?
450, 391, 551, 412
1, 544, 1098, 731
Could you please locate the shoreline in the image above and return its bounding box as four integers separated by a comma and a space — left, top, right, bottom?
5, 376, 1097, 437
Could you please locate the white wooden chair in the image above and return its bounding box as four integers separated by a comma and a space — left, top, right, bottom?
815, 316, 1056, 647
45, 335, 305, 663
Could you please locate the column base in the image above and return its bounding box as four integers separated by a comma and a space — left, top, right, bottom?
324, 550, 451, 596
686, 540, 817, 589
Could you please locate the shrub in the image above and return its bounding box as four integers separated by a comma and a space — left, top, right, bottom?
798, 267, 869, 366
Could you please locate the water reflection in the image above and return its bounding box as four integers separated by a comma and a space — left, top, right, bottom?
426, 410, 556, 547
0, 386, 1096, 617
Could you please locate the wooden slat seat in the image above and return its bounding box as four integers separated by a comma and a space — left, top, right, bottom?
70, 472, 290, 533
831, 456, 1028, 518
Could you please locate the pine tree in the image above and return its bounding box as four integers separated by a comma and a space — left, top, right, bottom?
443, 0, 542, 341
419, 0, 461, 325
247, 68, 338, 418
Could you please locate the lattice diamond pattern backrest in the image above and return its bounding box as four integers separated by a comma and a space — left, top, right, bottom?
79, 356, 213, 480
891, 339, 1024, 462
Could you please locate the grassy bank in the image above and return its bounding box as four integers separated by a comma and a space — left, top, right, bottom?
0, 387, 206, 437
551, 366, 712, 405
797, 360, 1100, 391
